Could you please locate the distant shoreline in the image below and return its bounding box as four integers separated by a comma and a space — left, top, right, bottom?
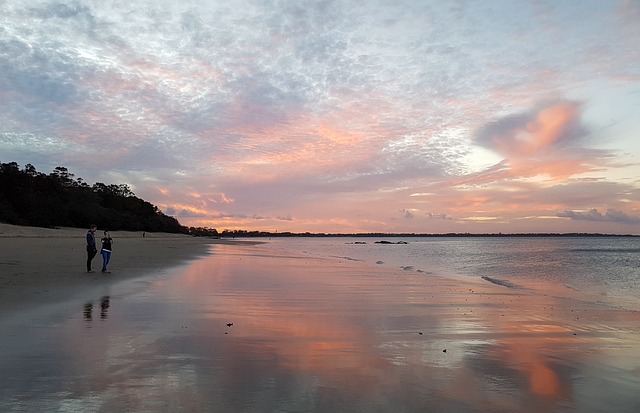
216, 232, 640, 238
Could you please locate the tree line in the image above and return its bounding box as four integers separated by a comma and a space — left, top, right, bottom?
0, 162, 187, 233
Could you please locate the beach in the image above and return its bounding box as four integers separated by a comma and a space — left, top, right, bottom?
1, 227, 639, 412
0, 223, 216, 313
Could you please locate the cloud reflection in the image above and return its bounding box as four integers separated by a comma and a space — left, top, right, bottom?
128, 245, 632, 410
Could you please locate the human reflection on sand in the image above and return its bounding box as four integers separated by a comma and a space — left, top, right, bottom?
83, 296, 110, 321
0, 243, 639, 412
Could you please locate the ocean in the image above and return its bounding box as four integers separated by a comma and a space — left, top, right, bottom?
261, 236, 640, 309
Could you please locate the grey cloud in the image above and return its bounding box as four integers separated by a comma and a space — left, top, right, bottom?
30, 1, 96, 28
0, 35, 81, 105
112, 140, 187, 172
557, 209, 640, 224
169, 208, 207, 218
1, 66, 79, 105
475, 113, 533, 148
224, 75, 305, 128
400, 209, 414, 219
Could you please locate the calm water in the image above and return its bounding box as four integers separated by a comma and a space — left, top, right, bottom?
1, 237, 639, 412
263, 236, 640, 308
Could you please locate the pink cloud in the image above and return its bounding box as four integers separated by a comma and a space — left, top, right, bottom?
470, 100, 613, 183
483, 101, 581, 158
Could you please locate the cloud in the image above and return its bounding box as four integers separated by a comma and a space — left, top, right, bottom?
400, 209, 414, 219
426, 212, 451, 220
557, 208, 640, 224
467, 100, 616, 183
166, 207, 208, 218
476, 101, 586, 158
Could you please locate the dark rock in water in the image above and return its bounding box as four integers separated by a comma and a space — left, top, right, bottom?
354, 241, 367, 244
226, 322, 233, 327
376, 261, 384, 264
443, 349, 447, 353
481, 276, 516, 288
375, 240, 408, 244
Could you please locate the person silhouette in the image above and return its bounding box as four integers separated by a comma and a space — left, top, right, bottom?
100, 230, 113, 273
86, 224, 98, 272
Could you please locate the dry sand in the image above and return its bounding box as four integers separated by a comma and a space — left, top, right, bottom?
0, 223, 216, 313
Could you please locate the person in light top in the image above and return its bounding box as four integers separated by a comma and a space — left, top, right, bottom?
100, 230, 113, 273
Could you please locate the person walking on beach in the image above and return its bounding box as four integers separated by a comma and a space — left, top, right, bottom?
100, 230, 113, 273
86, 224, 98, 272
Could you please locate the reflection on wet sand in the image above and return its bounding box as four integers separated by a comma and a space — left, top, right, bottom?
149, 245, 639, 412
1, 244, 639, 412
83, 296, 111, 321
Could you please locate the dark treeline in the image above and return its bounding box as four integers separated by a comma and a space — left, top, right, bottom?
0, 162, 187, 233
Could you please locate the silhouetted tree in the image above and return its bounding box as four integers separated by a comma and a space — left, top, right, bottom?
0, 162, 191, 234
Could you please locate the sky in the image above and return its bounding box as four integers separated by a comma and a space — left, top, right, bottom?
1, 0, 640, 234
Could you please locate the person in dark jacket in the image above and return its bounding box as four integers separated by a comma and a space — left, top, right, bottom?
100, 230, 113, 273
86, 224, 98, 272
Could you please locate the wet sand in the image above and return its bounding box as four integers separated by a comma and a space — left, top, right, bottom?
0, 223, 215, 313
155, 243, 640, 412
1, 227, 639, 412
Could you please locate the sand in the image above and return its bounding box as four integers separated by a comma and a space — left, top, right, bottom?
0, 223, 216, 313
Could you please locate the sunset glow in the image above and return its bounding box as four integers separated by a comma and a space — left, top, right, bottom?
1, 1, 639, 233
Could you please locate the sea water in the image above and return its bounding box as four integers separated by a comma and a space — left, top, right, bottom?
260, 236, 640, 309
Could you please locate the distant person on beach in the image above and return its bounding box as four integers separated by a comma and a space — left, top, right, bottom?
100, 230, 113, 273
86, 224, 98, 272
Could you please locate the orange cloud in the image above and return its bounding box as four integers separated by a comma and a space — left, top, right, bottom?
492, 102, 580, 158
468, 100, 615, 186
